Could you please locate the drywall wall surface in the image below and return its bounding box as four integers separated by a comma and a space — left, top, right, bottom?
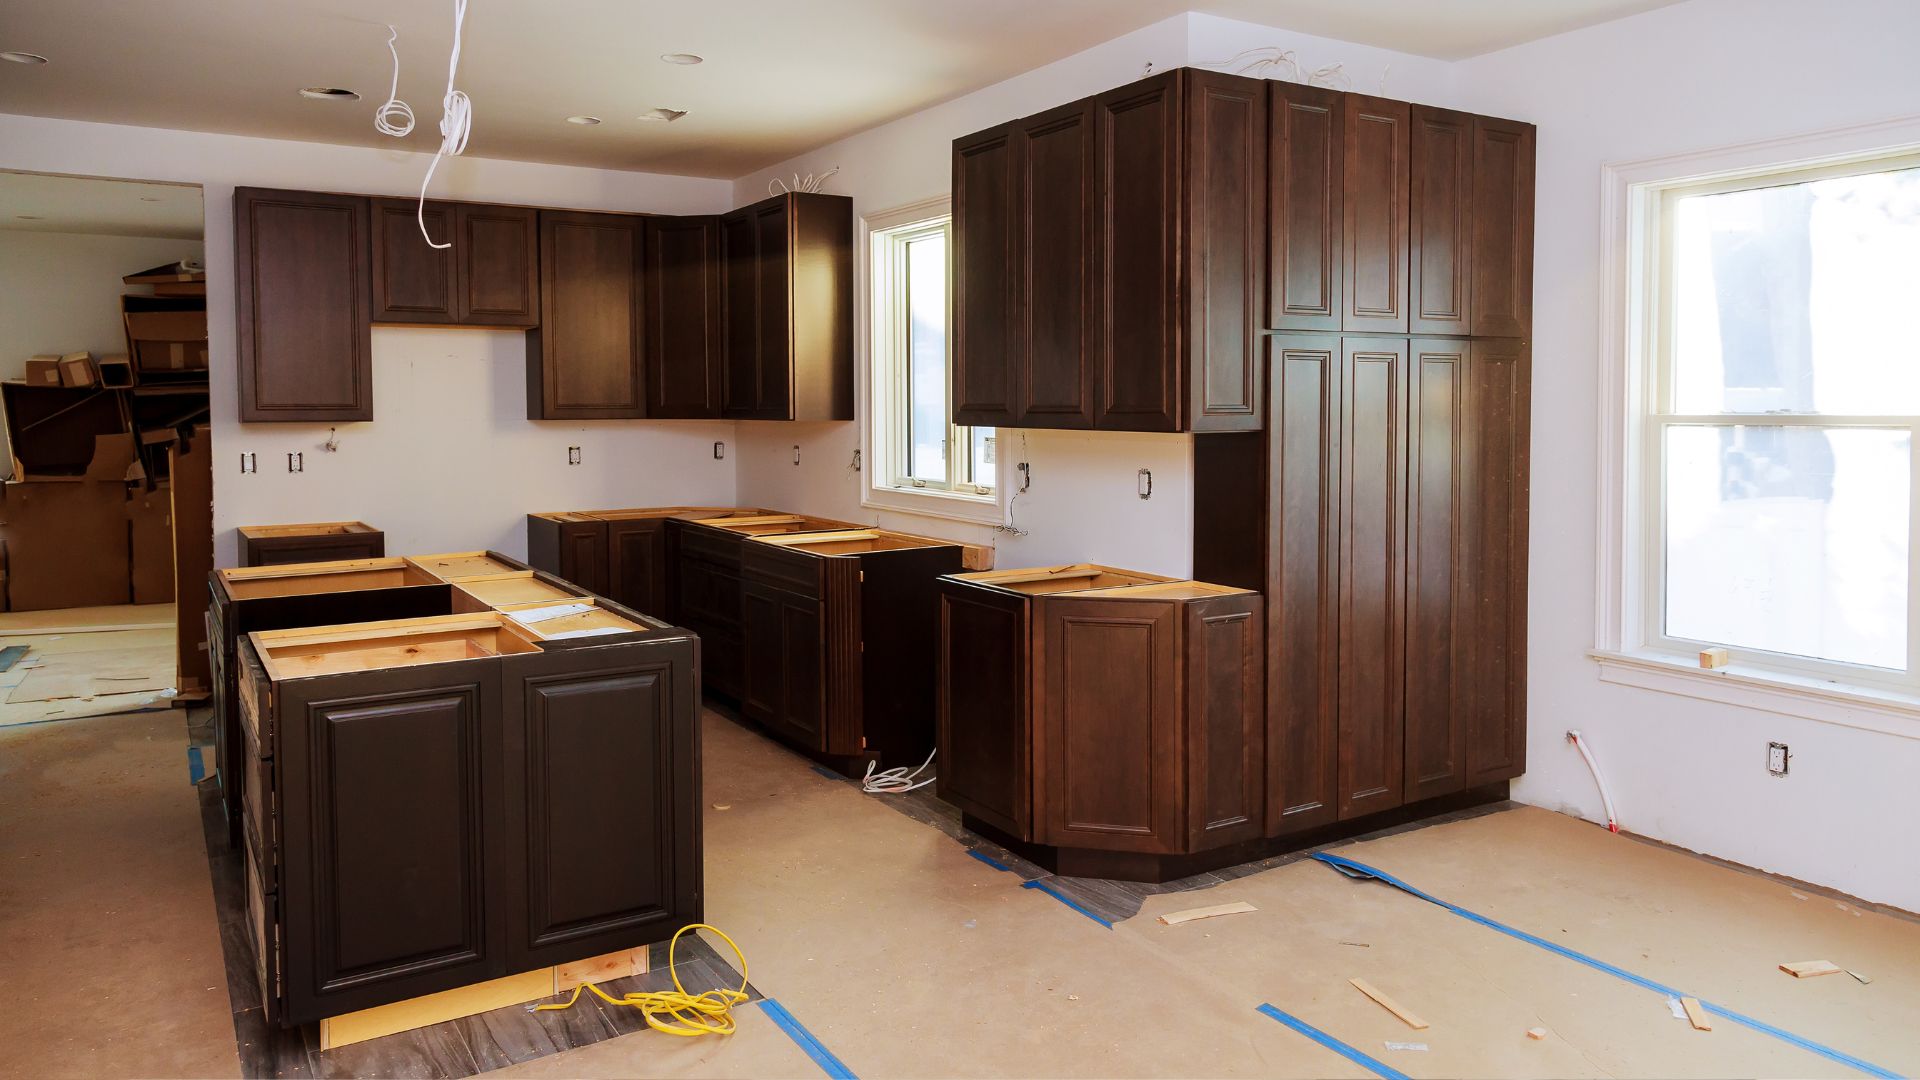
0, 112, 736, 566
0, 231, 204, 378
1457, 0, 1920, 910
1182, 12, 1459, 106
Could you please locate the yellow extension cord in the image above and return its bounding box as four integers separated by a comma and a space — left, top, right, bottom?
531, 923, 750, 1037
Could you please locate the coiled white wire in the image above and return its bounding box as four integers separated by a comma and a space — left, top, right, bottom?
373, 25, 416, 138
415, 0, 472, 249
861, 747, 936, 794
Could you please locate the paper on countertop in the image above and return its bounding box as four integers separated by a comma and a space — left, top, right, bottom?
511, 602, 594, 624
545, 626, 628, 640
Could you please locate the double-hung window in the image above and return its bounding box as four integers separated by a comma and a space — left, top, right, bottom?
1632, 154, 1920, 694
866, 199, 998, 522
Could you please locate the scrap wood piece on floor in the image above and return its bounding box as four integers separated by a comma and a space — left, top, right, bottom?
1349, 978, 1429, 1030
0, 645, 26, 672
1157, 901, 1256, 926
5, 644, 174, 703
1780, 960, 1844, 978
1527, 1027, 1549, 1040
1680, 996, 1712, 1031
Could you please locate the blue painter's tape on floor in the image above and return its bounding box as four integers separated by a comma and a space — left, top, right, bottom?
811, 765, 844, 781
1311, 852, 1904, 1080
1019, 879, 1113, 928
186, 745, 205, 785
966, 848, 1012, 873
756, 998, 857, 1079
1255, 1003, 1410, 1080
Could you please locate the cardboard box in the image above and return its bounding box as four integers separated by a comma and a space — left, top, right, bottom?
124, 261, 207, 298
24, 356, 62, 386
97, 353, 135, 388
123, 308, 209, 373
58, 352, 97, 387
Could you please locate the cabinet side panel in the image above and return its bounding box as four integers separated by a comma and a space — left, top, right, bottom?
1467, 339, 1529, 782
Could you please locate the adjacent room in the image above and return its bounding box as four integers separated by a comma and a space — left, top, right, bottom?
1, 1, 1915, 1077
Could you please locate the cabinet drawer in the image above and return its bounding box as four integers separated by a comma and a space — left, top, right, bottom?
741, 543, 823, 597
676, 525, 742, 569
244, 842, 281, 1019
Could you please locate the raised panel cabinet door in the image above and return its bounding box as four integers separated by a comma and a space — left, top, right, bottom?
936, 582, 1031, 838
456, 203, 540, 326
1409, 107, 1474, 336
500, 639, 700, 969
1466, 338, 1529, 782
751, 198, 795, 419
1184, 592, 1264, 851
1404, 340, 1472, 802
234, 188, 373, 422
1185, 69, 1267, 433
370, 197, 458, 324
529, 210, 645, 419
953, 122, 1023, 426
1092, 71, 1182, 432
740, 579, 783, 726
1015, 104, 1095, 428
742, 579, 826, 749
719, 208, 764, 417
275, 661, 506, 1024
644, 215, 723, 418
1267, 83, 1343, 331
1470, 118, 1536, 338
1337, 336, 1408, 820
606, 519, 667, 616
1266, 334, 1342, 835
1341, 96, 1412, 333
556, 521, 609, 597
1034, 594, 1181, 852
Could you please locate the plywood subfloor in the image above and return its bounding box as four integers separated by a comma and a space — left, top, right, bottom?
0, 604, 178, 727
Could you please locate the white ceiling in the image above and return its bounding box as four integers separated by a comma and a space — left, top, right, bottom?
0, 171, 203, 238
0, 1, 1681, 178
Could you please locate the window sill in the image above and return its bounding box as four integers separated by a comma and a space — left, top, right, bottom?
862, 483, 1003, 527
1590, 649, 1920, 740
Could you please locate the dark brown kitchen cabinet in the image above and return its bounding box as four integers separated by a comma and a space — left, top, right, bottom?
1470, 118, 1536, 338
938, 567, 1263, 880
526, 513, 610, 597
527, 210, 646, 419
237, 521, 385, 567
1337, 336, 1407, 819
741, 575, 826, 749
645, 215, 723, 417
1409, 107, 1474, 336
371, 200, 539, 327
1342, 96, 1412, 333
234, 188, 373, 422
1465, 338, 1529, 782
606, 517, 669, 620
1268, 83, 1343, 331
720, 193, 853, 421
371, 198, 458, 323
1403, 339, 1472, 802
951, 67, 1263, 433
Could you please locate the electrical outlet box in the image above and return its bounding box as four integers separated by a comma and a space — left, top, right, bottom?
287, 452, 303, 473
239, 452, 256, 474
567, 446, 582, 466
1767, 741, 1790, 777
713, 441, 725, 460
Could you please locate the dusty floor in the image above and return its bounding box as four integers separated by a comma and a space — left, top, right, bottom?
2, 703, 1916, 1079
0, 603, 179, 728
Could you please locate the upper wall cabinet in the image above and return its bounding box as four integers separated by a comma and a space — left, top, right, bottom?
371, 200, 539, 327
952, 69, 1265, 433
527, 210, 647, 420
644, 215, 723, 419
235, 188, 374, 422
720, 193, 854, 422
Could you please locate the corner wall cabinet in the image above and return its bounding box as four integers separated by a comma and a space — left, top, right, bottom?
527, 210, 648, 419
719, 192, 855, 421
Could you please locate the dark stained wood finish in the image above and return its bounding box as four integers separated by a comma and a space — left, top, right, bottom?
741, 575, 825, 749
1404, 339, 1471, 802
234, 188, 373, 422
719, 209, 763, 419
1191, 430, 1265, 592
1035, 593, 1181, 852
527, 210, 645, 420
1341, 96, 1412, 333
1337, 336, 1407, 820
240, 530, 386, 567
936, 580, 1031, 838
1016, 102, 1096, 428
371, 198, 458, 324
1267, 82, 1344, 331
1092, 71, 1182, 432
525, 515, 609, 598
644, 215, 723, 418
668, 521, 748, 700
455, 203, 540, 326
952, 122, 1022, 427
1470, 118, 1537, 338
1409, 107, 1475, 336
720, 194, 853, 421
606, 519, 668, 616
1183, 593, 1264, 851
1466, 338, 1529, 783
1265, 334, 1341, 835
1185, 69, 1267, 432
749, 199, 794, 419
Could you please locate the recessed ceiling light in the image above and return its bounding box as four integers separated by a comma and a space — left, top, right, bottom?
565, 115, 602, 126
659, 53, 703, 65
139, 196, 162, 203
638, 108, 688, 123
15, 214, 43, 220
298, 86, 360, 101
1, 51, 49, 65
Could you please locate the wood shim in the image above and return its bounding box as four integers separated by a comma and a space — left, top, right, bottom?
1680, 996, 1713, 1031
1157, 901, 1257, 926
1349, 978, 1429, 1030
1780, 960, 1844, 978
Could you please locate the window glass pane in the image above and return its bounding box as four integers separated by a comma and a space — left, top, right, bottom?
904, 232, 948, 481
970, 427, 995, 490
1671, 166, 1920, 414
1664, 424, 1909, 668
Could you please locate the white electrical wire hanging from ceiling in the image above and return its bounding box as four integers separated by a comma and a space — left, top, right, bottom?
374, 25, 416, 137
369, 2, 470, 247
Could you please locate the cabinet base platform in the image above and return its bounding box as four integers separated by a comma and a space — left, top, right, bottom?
963, 782, 1510, 884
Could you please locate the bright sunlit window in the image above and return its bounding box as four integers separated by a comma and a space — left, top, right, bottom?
867, 200, 997, 520
1640, 156, 1920, 689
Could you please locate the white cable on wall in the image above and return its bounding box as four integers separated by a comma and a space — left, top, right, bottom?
1566, 730, 1621, 833
373, 25, 416, 138
415, 0, 472, 249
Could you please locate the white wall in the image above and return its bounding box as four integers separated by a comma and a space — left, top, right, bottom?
1455, 0, 1920, 911
0, 113, 737, 565
0, 230, 205, 378
726, 13, 1456, 576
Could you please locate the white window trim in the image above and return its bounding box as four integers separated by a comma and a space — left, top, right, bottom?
1594, 114, 1920, 730
859, 196, 1008, 527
